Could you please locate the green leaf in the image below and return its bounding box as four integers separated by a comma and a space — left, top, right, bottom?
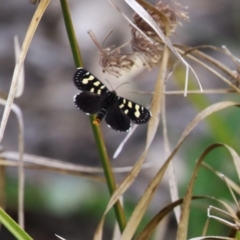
0, 208, 33, 240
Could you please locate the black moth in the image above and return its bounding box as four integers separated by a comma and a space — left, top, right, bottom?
73, 67, 151, 132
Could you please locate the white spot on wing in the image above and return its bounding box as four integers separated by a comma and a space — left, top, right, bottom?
90, 88, 95, 92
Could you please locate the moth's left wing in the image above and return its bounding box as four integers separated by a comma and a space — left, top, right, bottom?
117, 97, 151, 124
73, 67, 108, 96
74, 92, 106, 115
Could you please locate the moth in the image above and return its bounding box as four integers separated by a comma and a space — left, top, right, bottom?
73, 67, 151, 132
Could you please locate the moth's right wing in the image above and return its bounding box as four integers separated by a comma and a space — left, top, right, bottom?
73, 67, 108, 96
105, 101, 132, 132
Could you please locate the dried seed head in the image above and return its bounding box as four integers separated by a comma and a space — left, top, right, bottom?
131, 29, 162, 68
131, 0, 188, 67
133, 0, 189, 38
88, 30, 134, 76
99, 47, 135, 76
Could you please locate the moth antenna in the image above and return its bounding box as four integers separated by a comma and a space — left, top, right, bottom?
104, 79, 113, 91
114, 82, 130, 91
104, 79, 129, 92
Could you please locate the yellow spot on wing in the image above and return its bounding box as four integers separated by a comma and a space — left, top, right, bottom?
124, 109, 129, 114
82, 75, 95, 84
90, 88, 95, 92
119, 104, 124, 109
128, 102, 132, 108
97, 89, 101, 95
93, 81, 101, 86
135, 105, 140, 118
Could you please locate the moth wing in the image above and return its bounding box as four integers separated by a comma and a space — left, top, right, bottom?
74, 92, 106, 115
73, 67, 108, 95
117, 97, 151, 124
105, 101, 131, 132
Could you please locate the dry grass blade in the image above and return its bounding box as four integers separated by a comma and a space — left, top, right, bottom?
201, 162, 240, 195
221, 175, 240, 211
162, 96, 180, 223
164, 89, 237, 94
146, 45, 169, 146
201, 196, 240, 236
117, 47, 171, 240
210, 197, 238, 221
207, 206, 240, 230
177, 101, 240, 146
130, 89, 237, 95
55, 234, 66, 240
112, 221, 121, 240
1, 152, 106, 173
180, 45, 238, 80
113, 125, 137, 159
0, 100, 25, 228
196, 196, 239, 238
119, 155, 171, 240
136, 196, 205, 240
113, 39, 167, 158
14, 36, 24, 98
190, 237, 237, 240
0, 151, 153, 174
108, 0, 152, 43
0, 158, 104, 182
94, 218, 105, 240
176, 47, 240, 94
12, 105, 24, 228
144, 1, 172, 147
0, 158, 5, 231
126, 0, 171, 44
177, 142, 240, 240
226, 145, 240, 182
0, 0, 50, 142
177, 143, 224, 240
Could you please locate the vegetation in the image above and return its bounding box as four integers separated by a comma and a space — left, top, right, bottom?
0, 0, 240, 239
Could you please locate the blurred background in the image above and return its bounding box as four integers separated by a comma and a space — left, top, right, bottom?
0, 0, 240, 239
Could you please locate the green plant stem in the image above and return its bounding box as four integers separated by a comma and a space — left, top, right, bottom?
0, 208, 32, 240
59, 0, 126, 232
